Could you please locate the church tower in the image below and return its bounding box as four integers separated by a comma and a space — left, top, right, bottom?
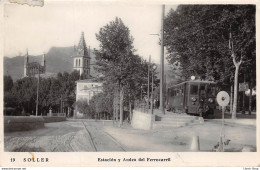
42, 52, 46, 72
24, 49, 29, 77
72, 32, 91, 77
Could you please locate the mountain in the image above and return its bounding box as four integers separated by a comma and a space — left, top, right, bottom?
4, 46, 175, 84
4, 46, 97, 81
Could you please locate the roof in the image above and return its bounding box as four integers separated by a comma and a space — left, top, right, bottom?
168, 79, 216, 88
76, 77, 103, 83
72, 32, 90, 58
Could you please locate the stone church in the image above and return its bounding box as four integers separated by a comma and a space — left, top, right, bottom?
24, 50, 46, 77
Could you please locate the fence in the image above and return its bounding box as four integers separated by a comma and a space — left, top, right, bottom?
47, 112, 66, 117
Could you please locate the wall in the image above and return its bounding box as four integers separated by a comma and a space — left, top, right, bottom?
4, 116, 44, 132
42, 116, 67, 123
131, 110, 154, 130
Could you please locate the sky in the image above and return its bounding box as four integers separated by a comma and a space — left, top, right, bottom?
3, 2, 178, 63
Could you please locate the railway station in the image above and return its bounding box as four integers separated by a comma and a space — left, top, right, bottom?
3, 4, 256, 154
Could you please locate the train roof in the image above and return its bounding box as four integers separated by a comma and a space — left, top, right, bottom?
168, 79, 216, 88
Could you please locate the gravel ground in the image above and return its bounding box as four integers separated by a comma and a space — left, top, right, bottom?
4, 119, 256, 152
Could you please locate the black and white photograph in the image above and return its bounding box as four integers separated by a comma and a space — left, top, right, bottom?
0, 0, 259, 167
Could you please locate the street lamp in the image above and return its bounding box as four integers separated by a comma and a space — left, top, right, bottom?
151, 65, 157, 114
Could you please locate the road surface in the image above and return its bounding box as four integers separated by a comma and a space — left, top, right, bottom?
4, 119, 256, 152
4, 120, 125, 152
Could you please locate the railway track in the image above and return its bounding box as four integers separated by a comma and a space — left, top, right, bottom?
12, 136, 39, 152
103, 131, 126, 151
81, 120, 97, 152
81, 120, 126, 152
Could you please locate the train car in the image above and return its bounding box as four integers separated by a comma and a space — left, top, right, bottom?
166, 79, 217, 117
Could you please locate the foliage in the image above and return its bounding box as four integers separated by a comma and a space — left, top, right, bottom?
164, 5, 256, 88
89, 92, 113, 116
4, 75, 13, 92
4, 70, 80, 116
95, 17, 135, 86
95, 17, 159, 125
76, 99, 92, 118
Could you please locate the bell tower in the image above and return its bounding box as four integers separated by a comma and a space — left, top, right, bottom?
42, 52, 46, 72
24, 49, 29, 77
72, 32, 91, 77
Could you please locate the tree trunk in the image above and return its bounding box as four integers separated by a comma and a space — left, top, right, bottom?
249, 75, 252, 115
230, 86, 233, 114
119, 85, 124, 127
232, 65, 240, 119
113, 93, 116, 126
115, 89, 119, 123
129, 99, 132, 123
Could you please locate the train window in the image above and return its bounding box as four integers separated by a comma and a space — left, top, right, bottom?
207, 85, 216, 95
171, 89, 175, 96
200, 85, 205, 90
200, 85, 206, 97
190, 85, 198, 95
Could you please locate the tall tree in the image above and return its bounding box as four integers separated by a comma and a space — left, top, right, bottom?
164, 5, 255, 118
4, 75, 13, 92
95, 17, 136, 126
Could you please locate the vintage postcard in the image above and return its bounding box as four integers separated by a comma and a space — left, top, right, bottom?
0, 0, 259, 167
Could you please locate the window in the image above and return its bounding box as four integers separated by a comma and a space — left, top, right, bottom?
190, 85, 198, 95
79, 59, 81, 66
207, 85, 216, 96
76, 59, 78, 67
200, 85, 205, 91
200, 85, 206, 97
170, 89, 174, 96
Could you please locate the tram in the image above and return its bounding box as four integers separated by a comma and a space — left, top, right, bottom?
166, 79, 217, 117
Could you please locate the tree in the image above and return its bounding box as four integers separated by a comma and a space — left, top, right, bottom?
76, 99, 92, 118
95, 17, 136, 126
8, 70, 80, 116
164, 5, 256, 118
11, 77, 38, 113
4, 75, 13, 92
89, 92, 114, 119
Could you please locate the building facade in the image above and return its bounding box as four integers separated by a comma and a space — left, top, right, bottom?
76, 79, 103, 103
75, 79, 103, 118
72, 32, 91, 77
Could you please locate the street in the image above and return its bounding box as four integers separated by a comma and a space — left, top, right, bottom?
4, 118, 256, 152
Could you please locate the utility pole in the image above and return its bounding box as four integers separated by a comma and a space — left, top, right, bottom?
151, 65, 157, 114
159, 4, 165, 114
148, 56, 151, 109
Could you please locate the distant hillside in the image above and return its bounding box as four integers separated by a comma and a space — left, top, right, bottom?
4, 46, 97, 81
4, 46, 175, 84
